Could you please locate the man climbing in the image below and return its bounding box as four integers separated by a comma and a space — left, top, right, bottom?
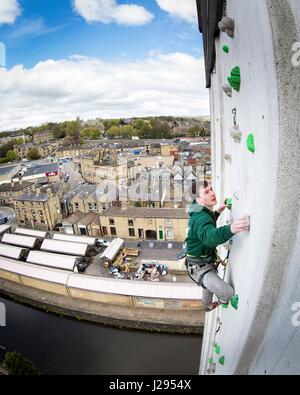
185, 181, 250, 312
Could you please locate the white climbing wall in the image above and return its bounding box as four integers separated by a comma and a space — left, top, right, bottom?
200, 0, 300, 374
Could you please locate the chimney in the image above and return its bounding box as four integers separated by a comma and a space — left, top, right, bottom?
10, 179, 14, 188
36, 188, 41, 196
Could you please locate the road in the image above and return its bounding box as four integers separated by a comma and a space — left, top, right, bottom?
60, 160, 84, 190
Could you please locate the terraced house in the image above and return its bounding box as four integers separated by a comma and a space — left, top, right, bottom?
0, 180, 35, 206
99, 207, 188, 242
14, 188, 62, 230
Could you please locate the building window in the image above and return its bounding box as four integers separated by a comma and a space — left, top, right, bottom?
128, 219, 134, 227
88, 203, 92, 210
75, 203, 79, 209
128, 228, 135, 237
109, 218, 115, 225
110, 227, 117, 236
93, 203, 97, 210
102, 226, 108, 236
166, 229, 173, 238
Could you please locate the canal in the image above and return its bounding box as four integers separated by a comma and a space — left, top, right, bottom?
0, 295, 202, 375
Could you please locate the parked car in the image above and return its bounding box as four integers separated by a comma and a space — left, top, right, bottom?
96, 238, 111, 248
76, 261, 88, 273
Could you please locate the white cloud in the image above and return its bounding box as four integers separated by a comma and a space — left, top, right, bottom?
73, 0, 153, 26
0, 0, 21, 26
0, 52, 209, 130
156, 0, 197, 24
9, 17, 66, 39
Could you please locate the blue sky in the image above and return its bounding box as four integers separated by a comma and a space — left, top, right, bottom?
0, 0, 209, 130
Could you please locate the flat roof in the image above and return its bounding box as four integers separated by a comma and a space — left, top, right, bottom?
41, 239, 89, 256
19, 163, 59, 178
27, 250, 78, 271
67, 274, 203, 300
1, 233, 37, 248
100, 238, 124, 261
15, 228, 47, 238
52, 233, 96, 246
0, 257, 70, 284
0, 243, 26, 259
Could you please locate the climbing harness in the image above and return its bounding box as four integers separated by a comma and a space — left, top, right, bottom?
186, 250, 230, 286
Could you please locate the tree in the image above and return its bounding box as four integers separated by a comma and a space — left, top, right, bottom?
65, 119, 81, 145
107, 125, 120, 138
4, 352, 40, 375
6, 150, 17, 161
52, 125, 66, 140
119, 125, 134, 137
149, 119, 171, 139
81, 127, 101, 140
137, 122, 152, 138
27, 148, 41, 160
103, 119, 120, 132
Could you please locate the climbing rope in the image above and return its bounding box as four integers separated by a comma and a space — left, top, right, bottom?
207, 242, 232, 373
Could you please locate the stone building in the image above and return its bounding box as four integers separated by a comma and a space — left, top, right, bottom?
62, 210, 101, 236
14, 188, 62, 230
14, 142, 58, 160
65, 184, 117, 216
32, 130, 54, 144
0, 180, 35, 206
99, 207, 188, 241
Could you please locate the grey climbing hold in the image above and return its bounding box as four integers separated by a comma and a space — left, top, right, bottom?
230, 125, 242, 143
223, 84, 232, 97
233, 191, 240, 200
224, 154, 232, 163
218, 16, 235, 38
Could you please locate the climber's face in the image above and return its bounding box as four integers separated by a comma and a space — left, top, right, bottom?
197, 183, 217, 208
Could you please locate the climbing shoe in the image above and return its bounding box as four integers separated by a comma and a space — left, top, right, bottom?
204, 302, 220, 312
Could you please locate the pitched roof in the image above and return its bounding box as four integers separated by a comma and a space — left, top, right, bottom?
63, 210, 85, 225
0, 181, 33, 192
77, 211, 100, 226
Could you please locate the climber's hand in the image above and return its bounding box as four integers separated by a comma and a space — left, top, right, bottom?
217, 203, 227, 213
231, 215, 250, 234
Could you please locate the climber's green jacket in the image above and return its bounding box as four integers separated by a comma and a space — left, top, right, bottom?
185, 202, 234, 259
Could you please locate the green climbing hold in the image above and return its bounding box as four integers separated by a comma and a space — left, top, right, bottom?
214, 344, 221, 355
225, 197, 232, 210
230, 294, 239, 310
247, 133, 255, 153
219, 356, 225, 366
227, 66, 241, 92
222, 303, 229, 309
208, 357, 214, 365
223, 45, 229, 53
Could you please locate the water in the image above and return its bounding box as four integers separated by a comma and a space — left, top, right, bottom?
0, 295, 202, 375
